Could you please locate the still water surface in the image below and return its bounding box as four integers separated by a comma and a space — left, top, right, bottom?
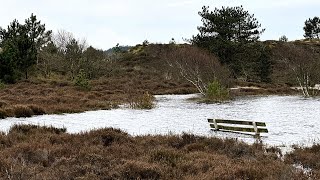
1, 94, 320, 148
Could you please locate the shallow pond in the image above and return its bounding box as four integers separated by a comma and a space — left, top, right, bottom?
1, 94, 320, 148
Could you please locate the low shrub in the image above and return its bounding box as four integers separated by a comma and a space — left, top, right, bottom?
74, 69, 90, 90
0, 125, 311, 179
0, 101, 7, 108
129, 92, 155, 109
285, 144, 320, 170
205, 79, 230, 102
0, 109, 6, 119
2, 107, 13, 117
84, 101, 117, 110
28, 105, 46, 115
13, 105, 34, 118
0, 81, 5, 89
118, 160, 161, 179
9, 124, 67, 135
150, 149, 182, 167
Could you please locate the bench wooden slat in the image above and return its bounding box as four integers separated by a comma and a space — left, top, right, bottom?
209, 124, 268, 133
208, 119, 266, 127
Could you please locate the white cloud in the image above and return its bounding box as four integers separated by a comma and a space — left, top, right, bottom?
0, 0, 319, 49
168, 0, 196, 7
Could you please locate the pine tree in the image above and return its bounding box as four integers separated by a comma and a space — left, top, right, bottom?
190, 5, 266, 78
0, 14, 52, 80
304, 17, 320, 39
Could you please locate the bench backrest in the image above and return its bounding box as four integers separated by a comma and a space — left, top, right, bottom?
208, 118, 268, 135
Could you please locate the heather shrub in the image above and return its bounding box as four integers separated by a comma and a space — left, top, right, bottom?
150, 149, 182, 167
129, 92, 155, 109
9, 124, 66, 135
0, 125, 312, 179
118, 160, 161, 180
0, 109, 6, 119
0, 101, 7, 108
285, 144, 320, 170
13, 105, 34, 118
28, 105, 46, 115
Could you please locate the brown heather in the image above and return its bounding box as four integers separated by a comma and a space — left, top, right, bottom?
0, 76, 196, 118
0, 45, 199, 118
285, 144, 320, 179
0, 124, 313, 179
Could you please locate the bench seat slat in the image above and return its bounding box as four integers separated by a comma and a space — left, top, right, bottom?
208, 119, 266, 127
209, 124, 268, 133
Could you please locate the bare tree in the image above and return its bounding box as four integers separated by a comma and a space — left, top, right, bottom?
164, 45, 230, 96
52, 30, 88, 79
274, 43, 320, 97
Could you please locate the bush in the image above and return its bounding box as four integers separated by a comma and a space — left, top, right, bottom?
28, 105, 46, 115
150, 149, 182, 167
74, 69, 90, 90
279, 35, 288, 42
0, 109, 6, 119
0, 81, 5, 89
9, 124, 67, 135
129, 92, 155, 109
13, 105, 34, 118
205, 79, 230, 102
119, 161, 161, 179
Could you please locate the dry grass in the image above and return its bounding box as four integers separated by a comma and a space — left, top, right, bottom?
0, 124, 309, 179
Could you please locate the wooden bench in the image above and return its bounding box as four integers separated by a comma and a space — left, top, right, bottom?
208, 118, 268, 136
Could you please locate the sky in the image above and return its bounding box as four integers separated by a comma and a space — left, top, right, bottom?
0, 0, 319, 50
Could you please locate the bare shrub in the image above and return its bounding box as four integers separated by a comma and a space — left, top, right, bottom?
163, 45, 231, 96
273, 42, 320, 97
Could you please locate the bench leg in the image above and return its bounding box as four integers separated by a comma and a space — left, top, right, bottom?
214, 119, 219, 131
253, 122, 259, 136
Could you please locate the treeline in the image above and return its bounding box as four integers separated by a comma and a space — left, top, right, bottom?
0, 7, 319, 97
189, 5, 320, 97
0, 15, 114, 84
0, 14, 51, 83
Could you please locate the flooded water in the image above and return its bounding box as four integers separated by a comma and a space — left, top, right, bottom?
1, 94, 320, 149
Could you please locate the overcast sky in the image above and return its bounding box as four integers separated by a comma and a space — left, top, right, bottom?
0, 0, 319, 50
